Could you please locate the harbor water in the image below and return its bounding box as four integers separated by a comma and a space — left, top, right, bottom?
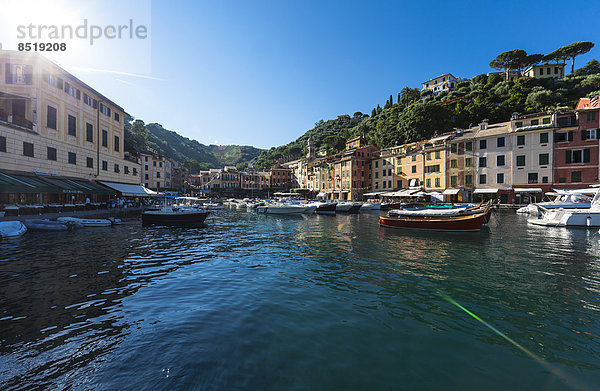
1, 210, 600, 390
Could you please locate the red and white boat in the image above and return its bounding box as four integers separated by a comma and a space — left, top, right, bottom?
379, 205, 491, 232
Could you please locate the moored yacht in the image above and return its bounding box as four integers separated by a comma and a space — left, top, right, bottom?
528, 187, 600, 227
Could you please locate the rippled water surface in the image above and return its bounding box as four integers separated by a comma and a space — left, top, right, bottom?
1, 210, 600, 390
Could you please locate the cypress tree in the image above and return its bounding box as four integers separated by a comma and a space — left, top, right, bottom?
389, 94, 393, 105
371, 108, 376, 117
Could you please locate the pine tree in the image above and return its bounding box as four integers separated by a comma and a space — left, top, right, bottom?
398, 92, 401, 104
371, 108, 376, 117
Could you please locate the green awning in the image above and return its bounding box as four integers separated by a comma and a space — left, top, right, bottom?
41, 177, 115, 195
0, 171, 114, 195
0, 172, 59, 193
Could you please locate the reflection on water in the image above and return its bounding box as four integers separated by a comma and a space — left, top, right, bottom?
0, 211, 599, 390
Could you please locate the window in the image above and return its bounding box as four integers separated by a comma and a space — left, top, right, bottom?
515, 121, 523, 128
114, 112, 120, 122
451, 176, 458, 186
157, 172, 161, 178
0, 136, 5, 152
23, 142, 34, 157
517, 135, 525, 146
497, 137, 505, 148
133, 168, 138, 176
435, 178, 440, 187
5, 64, 32, 84
539, 153, 549, 165
100, 103, 111, 117
465, 175, 473, 185
397, 167, 402, 174
375, 172, 378, 179
114, 135, 120, 152
86, 123, 93, 142
153, 161, 157, 167
479, 139, 487, 149
516, 155, 526, 166
68, 115, 77, 136
412, 155, 417, 162
114, 164, 120, 173
102, 161, 108, 171
382, 169, 386, 177
124, 166, 129, 174
540, 68, 544, 76
159, 162, 163, 168
587, 112, 597, 122
497, 173, 504, 184
47, 147, 57, 161
87, 157, 93, 168
465, 158, 473, 167
84, 94, 93, 106
479, 174, 487, 185
543, 117, 551, 124
426, 152, 431, 161
451, 144, 458, 153
540, 132, 548, 143
64, 82, 75, 97
530, 119, 539, 126
450, 159, 457, 168
102, 130, 108, 147
496, 155, 505, 166
157, 182, 161, 188
426, 179, 431, 187
571, 171, 582, 183
397, 180, 402, 188
145, 173, 149, 180
47, 105, 57, 129
435, 151, 441, 159
566, 149, 590, 163
57, 78, 63, 89
554, 132, 567, 142
542, 176, 548, 183
68, 152, 76, 164
411, 165, 417, 173
465, 141, 473, 152
582, 129, 597, 140
479, 157, 487, 168
144, 156, 148, 162
528, 173, 538, 184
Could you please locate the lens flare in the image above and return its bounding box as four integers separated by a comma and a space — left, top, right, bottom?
438, 291, 591, 391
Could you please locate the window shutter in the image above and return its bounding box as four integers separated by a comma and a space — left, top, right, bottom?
584, 148, 591, 163
565, 150, 572, 164
597, 129, 600, 139
5, 63, 11, 84
582, 130, 588, 140
568, 131, 573, 141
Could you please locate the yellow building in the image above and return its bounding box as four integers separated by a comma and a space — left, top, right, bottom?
0, 49, 140, 202
523, 63, 565, 79
423, 134, 451, 192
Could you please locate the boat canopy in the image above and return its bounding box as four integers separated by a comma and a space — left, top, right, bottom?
552, 187, 597, 195
442, 189, 460, 195
99, 181, 157, 196
473, 188, 499, 194
514, 187, 543, 193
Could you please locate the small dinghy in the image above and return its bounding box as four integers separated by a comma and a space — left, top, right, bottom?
0, 221, 27, 238
57, 217, 113, 227
23, 219, 69, 231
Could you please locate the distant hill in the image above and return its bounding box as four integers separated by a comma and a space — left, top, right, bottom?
252, 60, 600, 170
124, 121, 264, 173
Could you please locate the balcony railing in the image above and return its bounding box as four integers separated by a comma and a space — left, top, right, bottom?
0, 109, 35, 130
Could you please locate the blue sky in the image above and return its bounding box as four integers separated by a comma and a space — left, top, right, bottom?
3, 0, 600, 148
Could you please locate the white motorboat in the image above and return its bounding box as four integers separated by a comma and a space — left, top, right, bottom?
57, 217, 113, 227
360, 201, 381, 211
528, 188, 600, 227
256, 203, 307, 214
23, 219, 69, 231
205, 202, 224, 210
336, 202, 361, 213
520, 191, 592, 215
0, 221, 27, 238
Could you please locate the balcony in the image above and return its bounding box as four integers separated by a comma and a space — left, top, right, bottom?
0, 109, 35, 131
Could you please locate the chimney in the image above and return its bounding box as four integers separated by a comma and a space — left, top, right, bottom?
511, 112, 520, 120
479, 119, 489, 130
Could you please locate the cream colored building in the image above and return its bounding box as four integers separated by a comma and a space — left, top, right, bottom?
140, 152, 174, 190
0, 49, 140, 187
509, 113, 555, 195
523, 63, 565, 79
421, 73, 463, 93
471, 121, 513, 203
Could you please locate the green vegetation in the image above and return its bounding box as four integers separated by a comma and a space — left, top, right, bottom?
252, 41, 599, 170
124, 121, 263, 173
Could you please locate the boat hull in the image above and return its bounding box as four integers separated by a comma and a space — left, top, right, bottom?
315, 203, 337, 214
142, 210, 209, 226
260, 206, 307, 214
528, 209, 600, 227
379, 212, 488, 232
0, 221, 27, 237
24, 219, 69, 231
